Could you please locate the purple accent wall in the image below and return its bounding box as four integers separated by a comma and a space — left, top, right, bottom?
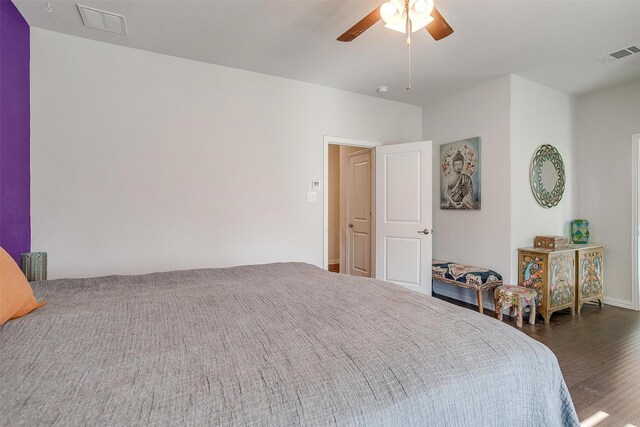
0, 0, 30, 264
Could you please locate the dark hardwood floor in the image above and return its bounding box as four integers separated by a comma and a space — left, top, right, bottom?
434, 294, 640, 426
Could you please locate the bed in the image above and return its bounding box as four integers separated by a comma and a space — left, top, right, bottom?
0, 262, 578, 426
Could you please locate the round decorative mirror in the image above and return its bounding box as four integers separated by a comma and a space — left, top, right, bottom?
530, 144, 565, 208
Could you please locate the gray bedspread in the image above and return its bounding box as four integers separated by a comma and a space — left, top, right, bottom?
0, 262, 578, 426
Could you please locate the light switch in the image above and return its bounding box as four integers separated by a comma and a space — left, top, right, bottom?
307, 191, 317, 202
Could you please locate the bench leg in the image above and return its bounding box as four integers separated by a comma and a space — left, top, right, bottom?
494, 291, 503, 321
516, 300, 524, 328
476, 290, 483, 314
529, 303, 536, 325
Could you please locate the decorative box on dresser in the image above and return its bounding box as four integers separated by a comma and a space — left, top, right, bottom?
518, 247, 576, 324
517, 244, 604, 323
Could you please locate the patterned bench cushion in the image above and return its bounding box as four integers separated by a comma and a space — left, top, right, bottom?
432, 260, 503, 291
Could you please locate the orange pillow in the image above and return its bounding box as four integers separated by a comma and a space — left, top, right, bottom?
0, 247, 46, 325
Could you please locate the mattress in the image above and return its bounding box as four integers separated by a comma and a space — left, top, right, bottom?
0, 262, 578, 426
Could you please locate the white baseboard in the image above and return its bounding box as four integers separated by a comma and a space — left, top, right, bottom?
603, 296, 634, 310
432, 281, 495, 311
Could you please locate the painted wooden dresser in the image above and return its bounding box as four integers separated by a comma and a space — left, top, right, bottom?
517, 244, 604, 323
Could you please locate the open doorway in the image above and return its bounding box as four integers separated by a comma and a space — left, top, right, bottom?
324, 137, 434, 293
324, 137, 380, 276
327, 144, 372, 275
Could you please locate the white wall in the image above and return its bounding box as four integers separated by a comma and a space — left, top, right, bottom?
423, 76, 512, 306
576, 80, 640, 305
510, 76, 577, 280
30, 29, 422, 278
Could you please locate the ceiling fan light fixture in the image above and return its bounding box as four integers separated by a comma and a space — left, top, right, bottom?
380, 0, 403, 25
413, 0, 427, 13
410, 15, 434, 31
384, 11, 408, 33
381, 0, 434, 33
409, 0, 434, 29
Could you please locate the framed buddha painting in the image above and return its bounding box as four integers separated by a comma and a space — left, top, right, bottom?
440, 137, 481, 210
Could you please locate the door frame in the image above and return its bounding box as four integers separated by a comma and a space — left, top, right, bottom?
323, 136, 381, 272
631, 133, 640, 310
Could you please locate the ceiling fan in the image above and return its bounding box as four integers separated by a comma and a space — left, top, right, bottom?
337, 0, 454, 43
337, 0, 453, 91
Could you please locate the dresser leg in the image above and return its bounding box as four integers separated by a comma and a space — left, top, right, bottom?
543, 313, 551, 324
577, 302, 583, 315
598, 298, 604, 307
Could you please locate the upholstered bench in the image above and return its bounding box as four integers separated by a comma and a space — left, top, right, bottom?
432, 260, 503, 314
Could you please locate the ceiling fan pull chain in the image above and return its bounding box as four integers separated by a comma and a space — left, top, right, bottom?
405, 0, 411, 46
407, 41, 412, 91
405, 0, 412, 91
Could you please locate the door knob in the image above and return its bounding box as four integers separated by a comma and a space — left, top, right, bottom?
418, 229, 431, 235
348, 223, 354, 228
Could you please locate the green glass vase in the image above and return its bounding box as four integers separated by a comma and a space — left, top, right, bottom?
571, 219, 590, 244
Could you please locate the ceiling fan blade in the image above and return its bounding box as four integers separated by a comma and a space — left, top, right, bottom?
337, 6, 382, 42
426, 6, 454, 41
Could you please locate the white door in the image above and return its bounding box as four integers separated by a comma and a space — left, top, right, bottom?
347, 150, 372, 277
375, 141, 433, 294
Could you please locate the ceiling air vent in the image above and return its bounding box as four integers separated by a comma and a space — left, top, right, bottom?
77, 4, 127, 35
596, 44, 640, 64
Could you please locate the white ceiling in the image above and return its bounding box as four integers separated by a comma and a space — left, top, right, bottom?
13, 0, 640, 106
